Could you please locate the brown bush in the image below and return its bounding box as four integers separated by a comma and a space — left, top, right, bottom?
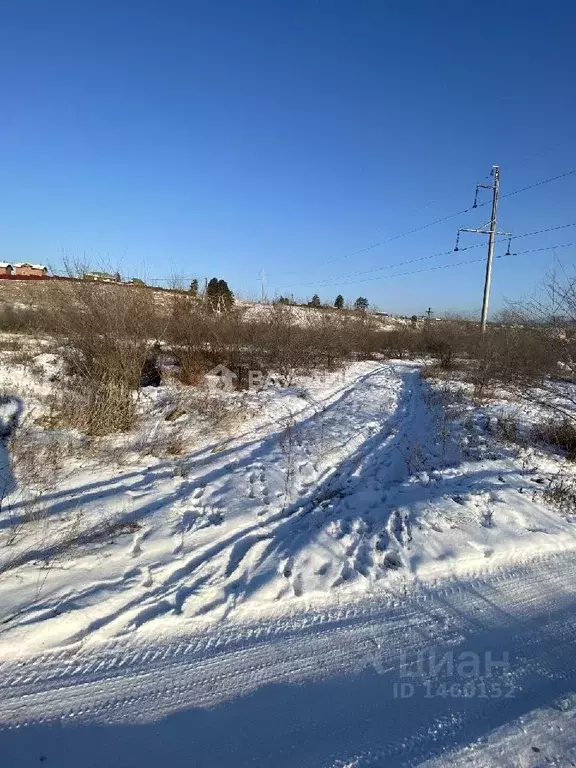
165, 302, 364, 387
543, 475, 576, 514
533, 419, 576, 460
48, 282, 166, 434
378, 328, 420, 359
0, 304, 47, 334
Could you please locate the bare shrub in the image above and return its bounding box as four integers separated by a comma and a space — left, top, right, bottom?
0, 304, 46, 334
418, 318, 558, 403
379, 328, 419, 359
9, 415, 85, 492
421, 323, 460, 369
336, 312, 381, 361
2, 491, 49, 549
477, 326, 556, 394
164, 433, 186, 456
0, 338, 24, 352
166, 301, 357, 387
491, 416, 519, 444
532, 419, 576, 460
543, 475, 576, 515
491, 273, 576, 421
48, 282, 166, 434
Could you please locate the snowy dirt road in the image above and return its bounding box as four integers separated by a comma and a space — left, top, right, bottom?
2, 362, 576, 766
2, 553, 576, 767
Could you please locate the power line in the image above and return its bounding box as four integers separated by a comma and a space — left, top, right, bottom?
265, 203, 483, 280
501, 134, 576, 171
147, 171, 576, 286
500, 168, 576, 200
275, 222, 576, 291
270, 167, 576, 281
305, 242, 576, 290
322, 205, 481, 266
514, 221, 576, 239
147, 222, 576, 288
276, 245, 480, 290
402, 134, 576, 217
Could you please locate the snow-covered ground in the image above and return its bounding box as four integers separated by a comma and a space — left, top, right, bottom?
3, 553, 576, 767
238, 299, 404, 330
1, 341, 576, 766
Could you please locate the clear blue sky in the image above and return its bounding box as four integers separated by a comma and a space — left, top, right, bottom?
1, 0, 575, 315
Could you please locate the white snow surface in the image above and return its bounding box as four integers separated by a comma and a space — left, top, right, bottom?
1, 356, 576, 765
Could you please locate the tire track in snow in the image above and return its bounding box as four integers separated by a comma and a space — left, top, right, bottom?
1, 550, 576, 731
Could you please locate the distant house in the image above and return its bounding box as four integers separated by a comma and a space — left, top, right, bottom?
14, 263, 48, 277
0, 263, 14, 276
83, 271, 120, 283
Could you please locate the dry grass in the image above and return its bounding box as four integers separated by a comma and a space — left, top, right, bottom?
490, 416, 520, 445
532, 419, 576, 460
42, 281, 166, 435
0, 338, 24, 353
0, 276, 574, 441
543, 474, 576, 515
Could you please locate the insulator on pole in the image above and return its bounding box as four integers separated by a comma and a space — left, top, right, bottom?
454, 231, 460, 252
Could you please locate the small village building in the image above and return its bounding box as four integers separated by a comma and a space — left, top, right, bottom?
83, 271, 120, 282
14, 263, 48, 277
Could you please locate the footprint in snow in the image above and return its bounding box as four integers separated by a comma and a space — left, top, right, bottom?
131, 533, 143, 557
125, 489, 149, 498
141, 567, 153, 588
206, 508, 224, 525
334, 563, 354, 585
280, 558, 302, 595
292, 574, 303, 597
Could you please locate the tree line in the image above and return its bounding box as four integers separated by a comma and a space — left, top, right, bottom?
188, 278, 370, 314
277, 294, 370, 312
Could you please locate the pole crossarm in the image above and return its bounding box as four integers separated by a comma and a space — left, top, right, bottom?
458, 227, 512, 236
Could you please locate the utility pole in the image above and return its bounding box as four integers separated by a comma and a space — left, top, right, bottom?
454, 165, 511, 333
259, 269, 266, 304
481, 165, 500, 333
426, 307, 433, 320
